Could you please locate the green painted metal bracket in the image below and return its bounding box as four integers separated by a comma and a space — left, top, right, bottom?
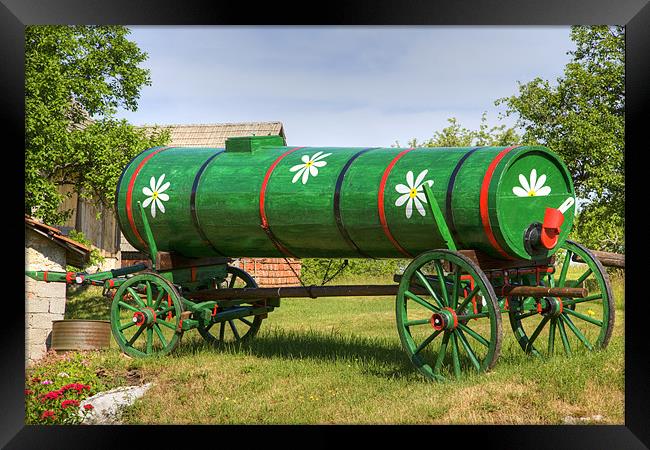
137, 201, 158, 270
422, 183, 457, 252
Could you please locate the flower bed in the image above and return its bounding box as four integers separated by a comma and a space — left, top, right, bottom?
25, 350, 107, 424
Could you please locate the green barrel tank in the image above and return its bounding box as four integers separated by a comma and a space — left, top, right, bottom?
116, 136, 576, 261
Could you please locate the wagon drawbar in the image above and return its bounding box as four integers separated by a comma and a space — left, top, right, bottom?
26, 136, 617, 382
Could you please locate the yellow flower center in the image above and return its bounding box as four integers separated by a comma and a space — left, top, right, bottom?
152, 191, 158, 199
409, 188, 418, 199
306, 161, 314, 167
528, 190, 536, 196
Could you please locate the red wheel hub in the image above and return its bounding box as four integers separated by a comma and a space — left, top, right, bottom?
133, 311, 146, 326
430, 307, 458, 331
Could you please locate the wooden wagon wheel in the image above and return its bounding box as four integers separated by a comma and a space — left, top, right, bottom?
110, 272, 184, 358
396, 250, 502, 381
508, 240, 615, 357
197, 266, 264, 345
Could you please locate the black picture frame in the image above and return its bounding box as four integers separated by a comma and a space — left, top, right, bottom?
5, 0, 647, 448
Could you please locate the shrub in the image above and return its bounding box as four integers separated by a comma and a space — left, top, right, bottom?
300, 258, 409, 285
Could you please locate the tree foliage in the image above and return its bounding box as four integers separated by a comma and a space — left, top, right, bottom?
497, 26, 624, 252
25, 25, 170, 224
399, 112, 520, 148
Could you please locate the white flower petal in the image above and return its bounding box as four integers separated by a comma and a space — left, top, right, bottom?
406, 171, 415, 189
395, 184, 411, 194
150, 200, 157, 218
290, 163, 305, 172
513, 187, 529, 197
312, 152, 332, 162
416, 192, 427, 203
292, 167, 306, 183
405, 198, 413, 219
157, 193, 169, 202
536, 186, 552, 196
313, 160, 327, 168
301, 155, 311, 164
414, 169, 428, 188
142, 197, 153, 208
157, 182, 170, 193
156, 198, 165, 214
302, 167, 310, 184
311, 151, 324, 160
309, 165, 318, 177
529, 169, 537, 193
142, 187, 153, 197
534, 174, 547, 191
519, 174, 530, 192
426, 180, 434, 187
150, 176, 157, 191
155, 174, 166, 191
395, 193, 410, 207
414, 197, 426, 216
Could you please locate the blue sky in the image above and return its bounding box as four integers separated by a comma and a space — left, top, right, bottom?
115, 26, 575, 147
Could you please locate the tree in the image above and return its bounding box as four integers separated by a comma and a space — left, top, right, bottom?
399, 112, 520, 148
25, 25, 170, 224
496, 26, 624, 252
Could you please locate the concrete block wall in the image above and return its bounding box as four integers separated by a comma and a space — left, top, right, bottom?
25, 230, 67, 364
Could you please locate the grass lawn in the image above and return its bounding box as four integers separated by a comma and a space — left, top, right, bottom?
65, 270, 624, 425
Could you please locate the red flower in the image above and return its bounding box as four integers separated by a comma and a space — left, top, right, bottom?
61, 399, 80, 409
40, 389, 64, 402
24, 389, 33, 395
83, 404, 94, 410
41, 410, 55, 420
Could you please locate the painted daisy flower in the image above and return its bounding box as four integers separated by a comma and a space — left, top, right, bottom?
142, 174, 170, 218
512, 169, 551, 197
290, 151, 332, 184
395, 170, 434, 219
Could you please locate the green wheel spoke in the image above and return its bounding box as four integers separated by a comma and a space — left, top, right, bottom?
414, 271, 444, 308
157, 319, 176, 330
127, 287, 146, 308
525, 316, 550, 351
458, 323, 490, 347
574, 268, 593, 286
153, 289, 165, 309
155, 305, 174, 317
228, 274, 237, 288
457, 312, 489, 321
516, 310, 539, 320
228, 320, 241, 340
558, 251, 572, 287
450, 332, 461, 379
127, 325, 146, 346
153, 324, 168, 348
118, 301, 139, 313
561, 314, 593, 351
238, 317, 254, 327
557, 317, 572, 355
564, 307, 603, 327
219, 322, 226, 341
456, 329, 481, 372
451, 266, 460, 309
146, 328, 153, 354
119, 321, 136, 331
405, 318, 432, 327
405, 290, 439, 312
145, 281, 152, 306
548, 318, 556, 355
433, 332, 451, 374
414, 330, 442, 355
456, 285, 480, 314
433, 261, 450, 306
563, 294, 603, 307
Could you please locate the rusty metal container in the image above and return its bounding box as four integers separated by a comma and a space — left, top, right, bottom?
51, 320, 111, 351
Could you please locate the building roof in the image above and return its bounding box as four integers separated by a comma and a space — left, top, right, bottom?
25, 215, 92, 267
140, 121, 285, 148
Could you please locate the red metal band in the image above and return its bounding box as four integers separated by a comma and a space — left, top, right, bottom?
259, 147, 304, 258
190, 266, 197, 282
378, 149, 414, 258
479, 146, 519, 260
125, 148, 169, 247
43, 271, 48, 282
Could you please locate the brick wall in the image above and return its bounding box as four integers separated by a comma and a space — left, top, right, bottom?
238, 258, 301, 287
25, 230, 67, 364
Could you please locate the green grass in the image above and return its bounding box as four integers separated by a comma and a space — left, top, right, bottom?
65, 272, 624, 424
